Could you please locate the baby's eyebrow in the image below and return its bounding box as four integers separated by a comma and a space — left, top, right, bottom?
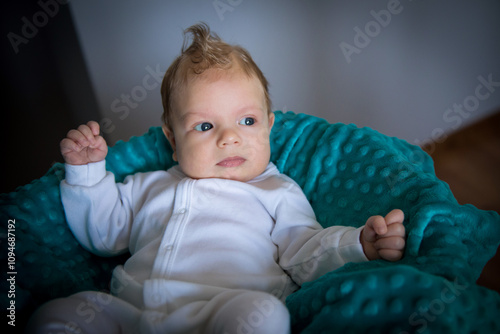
179, 111, 208, 123
233, 107, 264, 118
238, 104, 263, 112
178, 106, 264, 124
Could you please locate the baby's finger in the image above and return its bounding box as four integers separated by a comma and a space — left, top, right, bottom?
374, 236, 406, 252
385, 209, 405, 226
66, 129, 88, 148
77, 124, 96, 145
382, 222, 406, 238
87, 121, 100, 137
93, 135, 108, 152
60, 137, 81, 153
364, 215, 387, 241
378, 248, 404, 262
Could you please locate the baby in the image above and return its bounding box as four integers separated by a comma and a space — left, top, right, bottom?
28, 23, 406, 334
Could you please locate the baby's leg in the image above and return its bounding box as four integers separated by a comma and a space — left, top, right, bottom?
26, 291, 141, 334
208, 290, 290, 334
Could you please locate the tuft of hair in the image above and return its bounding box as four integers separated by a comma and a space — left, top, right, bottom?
182, 23, 232, 74
161, 22, 271, 130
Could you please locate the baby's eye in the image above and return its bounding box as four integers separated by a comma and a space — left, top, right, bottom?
194, 122, 213, 132
239, 117, 255, 126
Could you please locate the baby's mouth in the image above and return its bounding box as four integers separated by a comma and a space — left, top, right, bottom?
217, 156, 246, 167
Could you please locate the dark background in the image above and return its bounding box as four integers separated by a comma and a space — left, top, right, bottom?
1, 0, 100, 193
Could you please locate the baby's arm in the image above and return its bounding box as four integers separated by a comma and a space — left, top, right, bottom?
60, 122, 132, 256
360, 209, 406, 261
271, 178, 369, 285
60, 121, 108, 165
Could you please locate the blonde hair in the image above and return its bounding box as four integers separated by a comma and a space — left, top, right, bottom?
161, 22, 271, 130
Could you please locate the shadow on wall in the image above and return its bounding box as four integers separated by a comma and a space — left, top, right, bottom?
1, 0, 100, 193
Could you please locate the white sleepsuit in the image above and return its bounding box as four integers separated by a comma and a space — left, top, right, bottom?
29, 161, 368, 334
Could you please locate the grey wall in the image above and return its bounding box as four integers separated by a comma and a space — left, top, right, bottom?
69, 0, 500, 146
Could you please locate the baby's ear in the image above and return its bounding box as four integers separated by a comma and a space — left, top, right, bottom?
268, 112, 275, 130
162, 125, 177, 161
162, 124, 175, 146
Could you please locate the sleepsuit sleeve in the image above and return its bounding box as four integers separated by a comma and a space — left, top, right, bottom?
60, 160, 138, 257
270, 176, 368, 285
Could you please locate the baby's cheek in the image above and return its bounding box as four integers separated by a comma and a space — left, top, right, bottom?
256, 127, 271, 146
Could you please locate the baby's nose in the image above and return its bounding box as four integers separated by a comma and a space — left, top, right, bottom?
217, 128, 241, 147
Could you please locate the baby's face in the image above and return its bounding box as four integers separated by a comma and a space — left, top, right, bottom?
164, 71, 274, 182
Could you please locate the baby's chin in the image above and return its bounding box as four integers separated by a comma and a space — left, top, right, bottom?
181, 166, 264, 183
189, 173, 255, 183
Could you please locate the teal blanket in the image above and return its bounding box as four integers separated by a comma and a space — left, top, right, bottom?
1, 111, 499, 333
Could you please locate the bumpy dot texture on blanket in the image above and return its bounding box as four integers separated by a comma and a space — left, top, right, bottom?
1, 111, 499, 333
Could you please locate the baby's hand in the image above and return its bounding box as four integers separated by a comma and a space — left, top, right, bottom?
360, 209, 406, 261
60, 121, 108, 165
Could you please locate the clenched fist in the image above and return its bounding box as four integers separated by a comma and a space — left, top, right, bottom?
60, 121, 108, 165
360, 209, 406, 261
